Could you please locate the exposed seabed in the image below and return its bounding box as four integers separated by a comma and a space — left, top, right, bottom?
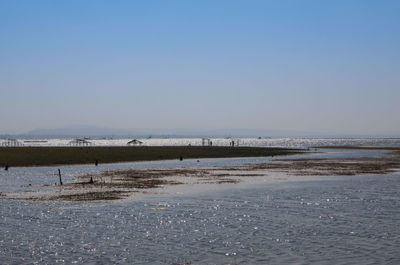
2, 147, 399, 202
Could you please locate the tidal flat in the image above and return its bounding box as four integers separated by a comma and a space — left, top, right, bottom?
0, 146, 301, 167
2, 146, 400, 202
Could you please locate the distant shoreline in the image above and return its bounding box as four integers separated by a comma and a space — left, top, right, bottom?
0, 146, 303, 168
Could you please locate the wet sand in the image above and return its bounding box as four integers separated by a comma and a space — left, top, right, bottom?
2, 146, 400, 202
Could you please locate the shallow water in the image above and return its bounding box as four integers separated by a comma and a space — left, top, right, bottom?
0, 156, 279, 193
0, 148, 387, 193
1, 173, 400, 264
1, 147, 400, 264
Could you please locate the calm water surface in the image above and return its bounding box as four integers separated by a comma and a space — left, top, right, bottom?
1, 146, 400, 264
1, 173, 400, 264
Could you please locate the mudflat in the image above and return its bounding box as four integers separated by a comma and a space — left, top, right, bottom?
0, 146, 302, 167
2, 146, 400, 202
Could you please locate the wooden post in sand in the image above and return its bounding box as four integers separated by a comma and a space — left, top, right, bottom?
58, 169, 63, 186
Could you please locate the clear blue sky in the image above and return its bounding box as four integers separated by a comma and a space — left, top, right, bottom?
1, 0, 399, 135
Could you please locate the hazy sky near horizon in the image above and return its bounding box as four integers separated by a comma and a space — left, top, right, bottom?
1, 0, 400, 135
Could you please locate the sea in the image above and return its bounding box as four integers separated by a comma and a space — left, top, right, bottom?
1, 138, 400, 264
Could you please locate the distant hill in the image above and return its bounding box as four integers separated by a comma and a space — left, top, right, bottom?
1, 126, 397, 139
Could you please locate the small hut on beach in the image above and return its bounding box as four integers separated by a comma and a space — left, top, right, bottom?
68, 138, 92, 146
127, 139, 143, 146
1, 139, 23, 147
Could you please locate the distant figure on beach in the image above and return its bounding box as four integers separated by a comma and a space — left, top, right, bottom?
180, 156, 183, 161
95, 160, 98, 166
5, 165, 9, 171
